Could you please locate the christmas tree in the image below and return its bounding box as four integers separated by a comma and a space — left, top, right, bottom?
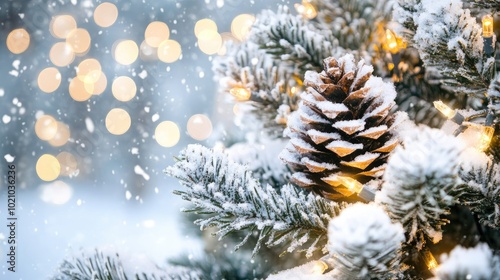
54, 0, 500, 279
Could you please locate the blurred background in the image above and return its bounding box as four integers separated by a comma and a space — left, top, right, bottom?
0, 0, 289, 278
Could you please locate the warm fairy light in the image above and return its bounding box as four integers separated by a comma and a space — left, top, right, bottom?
49, 42, 75, 67
112, 76, 137, 102
385, 29, 399, 54
35, 115, 58, 141
423, 250, 438, 270
482, 14, 494, 38
311, 260, 328, 275
90, 71, 107, 95
50, 15, 77, 39
231, 14, 255, 41
40, 180, 73, 205
76, 58, 102, 83
37, 67, 62, 93
48, 122, 70, 147
105, 108, 131, 135
294, 1, 317, 20
57, 152, 78, 177
197, 29, 222, 55
230, 86, 251, 101
433, 101, 456, 119
155, 121, 180, 147
66, 28, 91, 54
145, 21, 170, 48
36, 154, 61, 181
337, 176, 364, 194
6, 28, 30, 54
113, 40, 139, 65
94, 2, 118, 28
69, 77, 92, 102
466, 123, 495, 151
194, 18, 218, 38
187, 114, 213, 141
157, 39, 182, 63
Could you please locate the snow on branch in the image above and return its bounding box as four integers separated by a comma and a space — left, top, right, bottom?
165, 144, 348, 257
376, 126, 463, 249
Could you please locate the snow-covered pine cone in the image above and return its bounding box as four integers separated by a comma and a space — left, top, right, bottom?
280, 54, 403, 200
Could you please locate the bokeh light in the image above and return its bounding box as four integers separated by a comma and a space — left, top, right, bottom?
140, 40, 158, 61
113, 40, 139, 65
197, 29, 222, 55
69, 77, 93, 102
231, 14, 255, 41
66, 28, 91, 54
194, 18, 218, 37
6, 28, 30, 54
90, 72, 108, 95
145, 21, 170, 48
57, 152, 78, 177
48, 122, 70, 147
40, 180, 73, 205
155, 121, 180, 147
36, 154, 61, 181
37, 67, 62, 93
106, 108, 131, 135
35, 115, 58, 141
157, 40, 182, 63
187, 114, 213, 141
50, 15, 77, 39
49, 42, 75, 67
76, 58, 102, 83
94, 2, 118, 28
112, 76, 136, 102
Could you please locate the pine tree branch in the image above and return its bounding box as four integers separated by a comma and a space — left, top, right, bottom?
164, 144, 348, 257
470, 0, 500, 10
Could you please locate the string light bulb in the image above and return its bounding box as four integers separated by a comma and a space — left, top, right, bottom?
482, 14, 494, 38
433, 100, 465, 124
422, 250, 438, 271
336, 176, 375, 201
311, 260, 328, 275
466, 122, 495, 152
385, 29, 399, 54
294, 1, 317, 20
482, 14, 495, 57
229, 86, 251, 101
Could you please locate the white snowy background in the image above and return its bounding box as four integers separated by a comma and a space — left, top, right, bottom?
0, 0, 289, 278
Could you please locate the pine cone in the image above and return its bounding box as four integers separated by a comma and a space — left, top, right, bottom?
280, 54, 402, 200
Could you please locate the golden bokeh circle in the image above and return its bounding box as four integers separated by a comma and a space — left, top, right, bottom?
187, 114, 213, 141
76, 58, 102, 83
231, 14, 255, 41
48, 122, 70, 147
50, 15, 77, 39
91, 72, 107, 95
112, 76, 136, 102
37, 67, 62, 93
113, 40, 139, 65
49, 42, 75, 67
155, 121, 180, 147
69, 77, 93, 102
66, 28, 91, 54
94, 2, 118, 27
105, 108, 131, 135
145, 21, 170, 48
56, 152, 78, 176
36, 154, 61, 181
35, 115, 58, 140
194, 18, 218, 37
157, 40, 182, 63
197, 29, 222, 55
6, 28, 30, 54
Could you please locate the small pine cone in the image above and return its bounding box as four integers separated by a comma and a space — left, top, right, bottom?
280, 54, 403, 200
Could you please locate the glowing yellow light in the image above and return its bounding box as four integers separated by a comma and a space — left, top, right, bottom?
36, 154, 61, 182
57, 152, 78, 177
197, 29, 222, 55
145, 21, 170, 48
385, 29, 399, 53
194, 18, 218, 38
48, 122, 70, 147
50, 15, 77, 39
6, 28, 30, 54
69, 77, 92, 102
467, 123, 495, 152
187, 114, 213, 141
112, 76, 137, 102
105, 108, 131, 135
40, 180, 73, 205
155, 121, 180, 147
311, 260, 328, 275
113, 40, 139, 65
37, 67, 62, 93
76, 58, 102, 83
66, 28, 91, 54
337, 176, 364, 194
49, 42, 75, 67
433, 101, 456, 119
423, 250, 438, 270
35, 115, 58, 141
482, 14, 494, 38
231, 14, 255, 41
230, 86, 251, 101
294, 1, 317, 20
157, 39, 182, 63
94, 2, 118, 28
90, 71, 107, 95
